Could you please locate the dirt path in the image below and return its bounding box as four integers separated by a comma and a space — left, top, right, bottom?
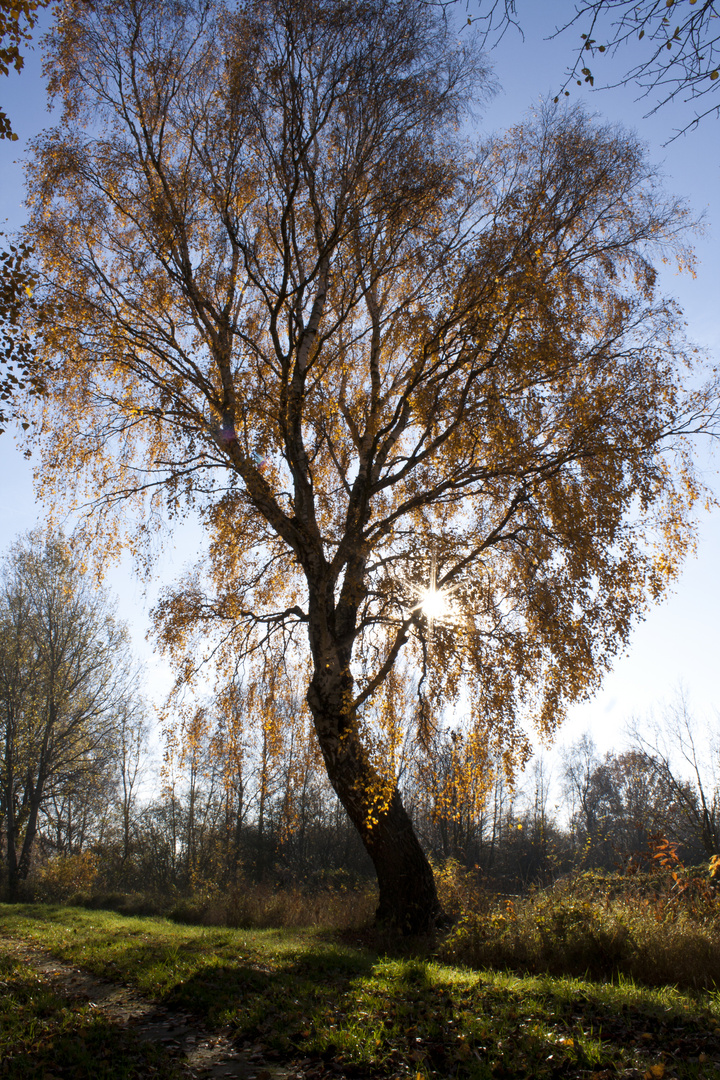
0, 934, 298, 1080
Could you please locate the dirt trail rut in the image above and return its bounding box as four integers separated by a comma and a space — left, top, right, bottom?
0, 934, 297, 1079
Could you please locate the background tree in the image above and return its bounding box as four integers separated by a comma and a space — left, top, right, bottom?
562, 734, 699, 868
0, 530, 137, 899
630, 696, 720, 859
113, 699, 148, 865
410, 726, 495, 864
23, 0, 712, 931
562, 733, 608, 860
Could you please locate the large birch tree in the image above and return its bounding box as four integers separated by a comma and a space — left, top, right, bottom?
22, 0, 712, 930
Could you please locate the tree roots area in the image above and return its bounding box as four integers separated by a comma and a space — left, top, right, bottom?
1, 904, 719, 1080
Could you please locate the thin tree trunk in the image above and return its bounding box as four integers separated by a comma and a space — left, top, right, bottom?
5, 800, 19, 901
232, 778, 244, 884
187, 757, 197, 882
17, 790, 42, 881
257, 731, 267, 880
2, 706, 20, 900
121, 753, 132, 862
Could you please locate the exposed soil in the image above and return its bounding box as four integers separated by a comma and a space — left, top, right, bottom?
0, 933, 297, 1079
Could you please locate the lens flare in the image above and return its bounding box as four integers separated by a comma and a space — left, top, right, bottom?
410, 558, 462, 634
420, 586, 449, 622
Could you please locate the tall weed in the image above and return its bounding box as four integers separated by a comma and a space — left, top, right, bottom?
438, 854, 720, 990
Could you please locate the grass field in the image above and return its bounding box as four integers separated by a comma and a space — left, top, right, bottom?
2, 903, 720, 1079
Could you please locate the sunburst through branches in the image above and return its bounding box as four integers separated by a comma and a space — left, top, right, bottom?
412, 558, 463, 637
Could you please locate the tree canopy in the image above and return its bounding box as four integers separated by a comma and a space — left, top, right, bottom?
21, 0, 714, 931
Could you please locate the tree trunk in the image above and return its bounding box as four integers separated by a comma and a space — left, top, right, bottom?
307, 684, 442, 934
362, 786, 443, 933
17, 793, 41, 881
5, 805, 19, 902
257, 731, 268, 879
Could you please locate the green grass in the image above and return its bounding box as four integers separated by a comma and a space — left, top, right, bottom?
0, 945, 183, 1079
2, 903, 720, 1078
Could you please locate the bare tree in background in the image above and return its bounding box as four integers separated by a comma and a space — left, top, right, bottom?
0, 531, 138, 899
630, 693, 720, 858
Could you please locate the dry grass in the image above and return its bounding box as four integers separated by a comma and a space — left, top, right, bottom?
168, 880, 377, 930
58, 880, 377, 930
435, 862, 720, 991
27, 853, 379, 932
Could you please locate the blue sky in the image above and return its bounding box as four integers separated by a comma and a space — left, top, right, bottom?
1, 1, 718, 756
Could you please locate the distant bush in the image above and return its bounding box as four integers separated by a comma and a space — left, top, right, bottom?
31, 852, 100, 901
68, 890, 168, 917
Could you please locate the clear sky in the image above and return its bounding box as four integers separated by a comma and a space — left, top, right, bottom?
1, 1, 718, 758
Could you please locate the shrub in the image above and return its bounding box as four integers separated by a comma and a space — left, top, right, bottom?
68, 890, 168, 917
437, 864, 720, 990
432, 859, 488, 921
31, 852, 100, 901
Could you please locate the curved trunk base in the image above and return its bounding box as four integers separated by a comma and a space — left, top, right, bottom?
366, 788, 442, 934
308, 687, 443, 934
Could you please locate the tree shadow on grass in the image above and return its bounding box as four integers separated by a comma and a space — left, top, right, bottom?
161, 941, 378, 1031
3, 1017, 184, 1080
317, 954, 720, 1080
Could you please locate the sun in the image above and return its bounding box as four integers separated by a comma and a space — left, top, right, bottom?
420, 586, 449, 622
408, 557, 464, 634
